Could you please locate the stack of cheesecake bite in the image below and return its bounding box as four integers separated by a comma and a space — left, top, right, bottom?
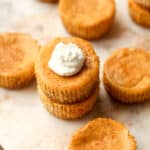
35, 37, 100, 120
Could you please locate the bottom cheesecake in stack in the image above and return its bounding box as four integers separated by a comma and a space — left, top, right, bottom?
38, 86, 99, 120
35, 37, 100, 119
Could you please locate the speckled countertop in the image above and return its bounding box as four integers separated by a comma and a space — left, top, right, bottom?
0, 0, 150, 150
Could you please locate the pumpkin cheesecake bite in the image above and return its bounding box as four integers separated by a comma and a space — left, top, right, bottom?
103, 48, 150, 103
35, 37, 99, 104
69, 118, 136, 150
38, 86, 98, 120
128, 0, 150, 27
134, 0, 150, 8
40, 0, 58, 3
59, 0, 115, 40
0, 33, 39, 89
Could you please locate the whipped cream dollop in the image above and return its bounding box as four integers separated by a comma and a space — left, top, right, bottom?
48, 42, 85, 76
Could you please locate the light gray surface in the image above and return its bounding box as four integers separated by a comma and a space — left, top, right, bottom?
0, 0, 150, 150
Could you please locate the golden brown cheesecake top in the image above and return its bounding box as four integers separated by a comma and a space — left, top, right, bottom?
104, 48, 150, 89
69, 118, 136, 150
36, 37, 99, 88
134, 0, 150, 8
130, 0, 150, 12
0, 33, 39, 75
59, 0, 115, 26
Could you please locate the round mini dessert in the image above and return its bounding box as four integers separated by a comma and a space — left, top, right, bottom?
103, 48, 150, 103
128, 0, 150, 27
0, 33, 39, 89
69, 118, 136, 150
38, 86, 98, 120
40, 0, 58, 3
59, 0, 115, 40
35, 37, 99, 104
0, 145, 4, 150
134, 0, 150, 8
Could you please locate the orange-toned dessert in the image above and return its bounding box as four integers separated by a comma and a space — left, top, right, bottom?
59, 0, 115, 40
103, 48, 150, 103
129, 0, 150, 27
35, 37, 99, 104
134, 0, 150, 8
0, 33, 39, 89
38, 86, 98, 120
69, 118, 136, 150
40, 0, 58, 3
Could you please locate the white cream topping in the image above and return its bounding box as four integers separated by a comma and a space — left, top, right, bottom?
48, 42, 85, 76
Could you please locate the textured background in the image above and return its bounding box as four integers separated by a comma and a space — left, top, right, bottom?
0, 0, 150, 149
